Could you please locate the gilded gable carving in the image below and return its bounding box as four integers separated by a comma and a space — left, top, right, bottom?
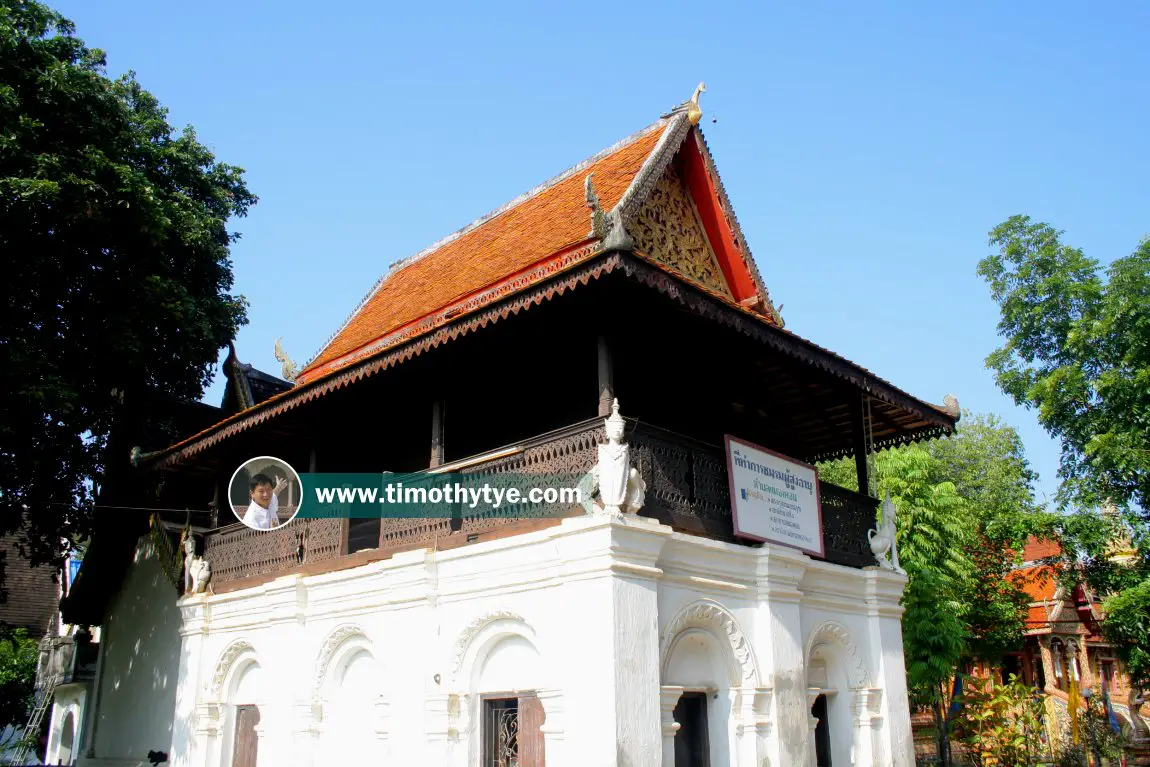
632, 164, 732, 298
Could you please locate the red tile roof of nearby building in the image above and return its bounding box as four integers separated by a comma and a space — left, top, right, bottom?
1014, 563, 1059, 602
1022, 536, 1062, 562
300, 123, 673, 381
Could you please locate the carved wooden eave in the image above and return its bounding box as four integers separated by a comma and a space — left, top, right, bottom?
140, 249, 956, 470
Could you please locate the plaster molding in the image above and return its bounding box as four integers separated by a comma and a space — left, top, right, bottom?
449, 610, 530, 680
805, 620, 873, 689
733, 686, 774, 736
207, 639, 256, 699
313, 624, 371, 693
660, 599, 760, 685
194, 702, 223, 737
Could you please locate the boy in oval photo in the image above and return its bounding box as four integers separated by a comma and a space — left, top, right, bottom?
242, 472, 289, 530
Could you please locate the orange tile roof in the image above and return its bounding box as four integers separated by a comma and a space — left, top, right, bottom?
1022, 536, 1062, 561
1012, 563, 1059, 602
301, 122, 669, 378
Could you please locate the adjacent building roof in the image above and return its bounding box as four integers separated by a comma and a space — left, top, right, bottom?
220, 343, 292, 415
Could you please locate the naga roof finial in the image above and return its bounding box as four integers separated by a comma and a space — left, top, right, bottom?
585, 173, 607, 239
274, 337, 299, 382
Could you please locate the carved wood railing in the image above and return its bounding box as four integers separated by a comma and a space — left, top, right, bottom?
203, 518, 345, 585
202, 418, 878, 587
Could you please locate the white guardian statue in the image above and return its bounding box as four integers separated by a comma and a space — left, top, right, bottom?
868, 491, 903, 573
579, 399, 646, 517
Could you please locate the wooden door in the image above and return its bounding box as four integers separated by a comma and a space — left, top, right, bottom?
518, 693, 546, 767
232, 704, 260, 767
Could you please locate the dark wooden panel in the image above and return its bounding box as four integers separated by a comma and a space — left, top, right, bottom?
518, 693, 546, 767
232, 704, 260, 767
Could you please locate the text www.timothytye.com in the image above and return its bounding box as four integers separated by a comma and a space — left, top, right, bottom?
314, 482, 582, 510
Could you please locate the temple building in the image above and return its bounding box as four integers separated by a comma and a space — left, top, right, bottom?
58, 89, 959, 767
1004, 537, 1150, 761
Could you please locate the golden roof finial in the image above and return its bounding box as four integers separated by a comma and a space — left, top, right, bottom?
687, 82, 706, 125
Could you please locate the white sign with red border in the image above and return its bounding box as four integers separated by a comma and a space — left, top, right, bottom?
725, 435, 824, 556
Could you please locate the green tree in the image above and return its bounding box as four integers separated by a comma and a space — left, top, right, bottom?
925, 412, 1049, 663
876, 447, 971, 766
0, 1, 255, 575
980, 216, 1150, 694
978, 216, 1149, 513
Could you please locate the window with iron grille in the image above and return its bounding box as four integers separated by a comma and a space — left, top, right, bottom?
482, 693, 545, 767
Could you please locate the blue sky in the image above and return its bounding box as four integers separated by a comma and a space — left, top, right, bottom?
54, 1, 1149, 506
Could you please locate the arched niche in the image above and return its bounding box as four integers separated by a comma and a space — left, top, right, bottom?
659, 600, 760, 687
206, 640, 263, 767
313, 625, 387, 762
659, 600, 759, 767
451, 611, 553, 766
452, 611, 550, 692
804, 621, 875, 767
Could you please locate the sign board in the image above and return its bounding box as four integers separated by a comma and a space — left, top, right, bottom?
724, 435, 824, 556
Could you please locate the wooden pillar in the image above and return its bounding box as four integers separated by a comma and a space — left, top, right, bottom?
597, 335, 614, 417
430, 398, 445, 468
852, 395, 870, 495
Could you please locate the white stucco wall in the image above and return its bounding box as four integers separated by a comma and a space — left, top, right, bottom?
80, 535, 183, 766
133, 513, 914, 767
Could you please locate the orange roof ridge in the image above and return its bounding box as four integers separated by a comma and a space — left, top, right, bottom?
302, 119, 670, 372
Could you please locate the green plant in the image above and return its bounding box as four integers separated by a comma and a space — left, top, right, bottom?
954, 674, 1047, 766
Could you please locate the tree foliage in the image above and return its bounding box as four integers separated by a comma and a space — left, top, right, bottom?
876, 447, 972, 707
0, 1, 254, 573
927, 413, 1049, 662
980, 216, 1150, 693
979, 216, 1150, 513
821, 413, 1043, 668
0, 627, 37, 738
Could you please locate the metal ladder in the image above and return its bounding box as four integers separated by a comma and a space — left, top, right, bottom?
7, 663, 61, 765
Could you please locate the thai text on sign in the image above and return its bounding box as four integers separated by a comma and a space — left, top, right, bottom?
725, 435, 824, 556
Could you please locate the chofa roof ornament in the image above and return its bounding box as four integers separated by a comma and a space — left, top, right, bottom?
663, 83, 706, 126
942, 394, 960, 419
686, 82, 706, 125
